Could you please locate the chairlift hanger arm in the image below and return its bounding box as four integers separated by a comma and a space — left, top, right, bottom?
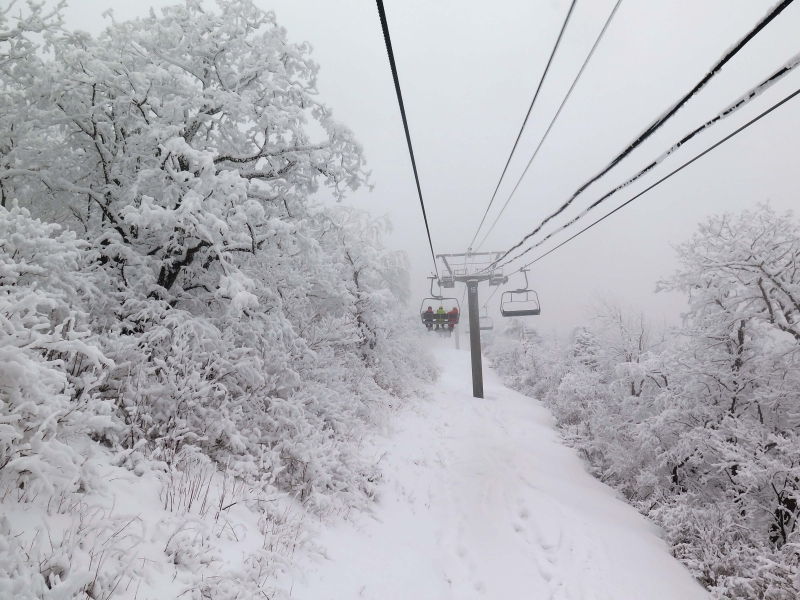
428, 276, 443, 299
516, 268, 531, 292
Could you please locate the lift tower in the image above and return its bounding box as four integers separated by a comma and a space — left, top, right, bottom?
436, 253, 506, 398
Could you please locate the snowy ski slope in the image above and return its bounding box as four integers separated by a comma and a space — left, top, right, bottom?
283, 341, 709, 599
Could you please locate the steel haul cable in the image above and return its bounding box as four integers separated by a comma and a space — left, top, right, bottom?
475, 0, 624, 251
486, 0, 796, 270
493, 52, 800, 269
512, 84, 800, 271
375, 0, 439, 278
467, 0, 578, 251
482, 284, 500, 309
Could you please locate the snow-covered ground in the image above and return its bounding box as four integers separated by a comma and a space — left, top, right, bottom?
282, 341, 709, 599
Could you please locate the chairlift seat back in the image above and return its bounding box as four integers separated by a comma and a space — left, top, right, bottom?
488, 270, 506, 287
419, 297, 461, 326
500, 290, 541, 317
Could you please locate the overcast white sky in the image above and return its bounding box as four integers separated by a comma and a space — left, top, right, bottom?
60, 0, 800, 335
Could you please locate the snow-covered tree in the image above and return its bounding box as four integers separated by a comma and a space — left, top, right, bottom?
662, 203, 800, 343
0, 3, 434, 597
0, 0, 64, 210
646, 205, 800, 598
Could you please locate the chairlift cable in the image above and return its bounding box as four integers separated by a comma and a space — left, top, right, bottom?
466, 0, 578, 251
485, 0, 796, 271
474, 0, 624, 251
376, 0, 440, 278
492, 53, 800, 270
482, 284, 501, 309
505, 84, 800, 270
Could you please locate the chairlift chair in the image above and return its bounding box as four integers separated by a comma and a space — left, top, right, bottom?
479, 307, 494, 330
420, 278, 461, 332
500, 269, 541, 317
488, 269, 507, 287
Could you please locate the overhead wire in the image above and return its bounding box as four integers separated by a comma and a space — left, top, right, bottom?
482, 284, 500, 309
485, 0, 796, 270
492, 52, 800, 270
475, 0, 624, 251
466, 0, 578, 251
375, 0, 440, 278
510, 84, 800, 271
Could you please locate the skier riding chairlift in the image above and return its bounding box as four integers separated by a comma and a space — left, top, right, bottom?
435, 306, 446, 330
447, 306, 459, 332
423, 306, 435, 331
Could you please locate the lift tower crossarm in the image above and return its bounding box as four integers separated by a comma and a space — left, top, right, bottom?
440, 256, 454, 278
428, 276, 443, 299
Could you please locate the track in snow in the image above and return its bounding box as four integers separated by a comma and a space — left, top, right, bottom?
283, 343, 708, 600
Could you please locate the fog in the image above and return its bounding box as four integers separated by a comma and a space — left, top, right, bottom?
63, 0, 800, 335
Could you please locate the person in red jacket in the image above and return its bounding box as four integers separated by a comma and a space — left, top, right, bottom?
447, 306, 459, 331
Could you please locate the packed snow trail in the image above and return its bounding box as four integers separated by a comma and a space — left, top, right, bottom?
283, 343, 708, 599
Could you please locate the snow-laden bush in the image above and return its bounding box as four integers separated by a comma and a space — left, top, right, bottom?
486, 205, 800, 598
0, 203, 113, 501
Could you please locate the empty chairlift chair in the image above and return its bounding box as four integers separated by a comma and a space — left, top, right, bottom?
488, 269, 507, 287
500, 269, 541, 317
479, 307, 494, 330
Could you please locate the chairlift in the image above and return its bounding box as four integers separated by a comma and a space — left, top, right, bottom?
479, 307, 494, 330
420, 277, 461, 332
488, 269, 507, 287
500, 269, 541, 317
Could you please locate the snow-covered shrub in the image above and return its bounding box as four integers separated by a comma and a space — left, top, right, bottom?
0, 204, 113, 501
0, 501, 148, 600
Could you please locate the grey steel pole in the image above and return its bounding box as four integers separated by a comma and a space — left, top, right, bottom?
466, 279, 483, 398
454, 322, 460, 350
